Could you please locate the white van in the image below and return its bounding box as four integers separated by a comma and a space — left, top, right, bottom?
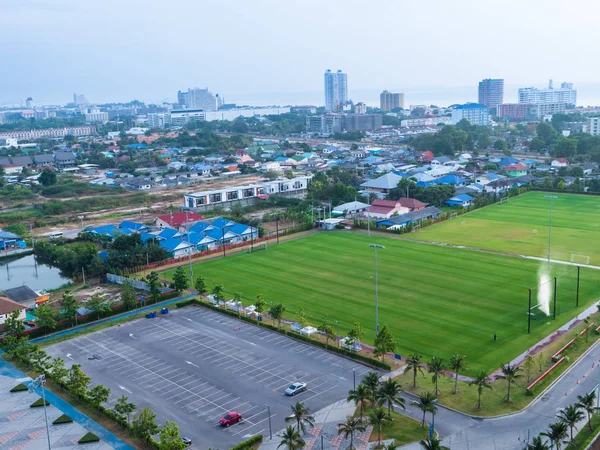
48, 232, 64, 239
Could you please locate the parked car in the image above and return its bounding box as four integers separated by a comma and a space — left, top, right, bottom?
285, 382, 307, 396
181, 437, 192, 447
220, 411, 243, 427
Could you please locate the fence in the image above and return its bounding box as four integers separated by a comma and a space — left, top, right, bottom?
106, 273, 150, 291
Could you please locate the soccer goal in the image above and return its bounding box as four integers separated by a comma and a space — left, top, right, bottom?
449, 213, 458, 220
571, 254, 590, 265
412, 224, 421, 233
499, 197, 509, 205
248, 242, 267, 253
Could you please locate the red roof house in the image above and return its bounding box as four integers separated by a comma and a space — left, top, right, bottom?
155, 211, 204, 230
397, 197, 426, 211
367, 200, 410, 219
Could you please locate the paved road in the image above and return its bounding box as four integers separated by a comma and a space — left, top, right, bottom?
399, 340, 600, 449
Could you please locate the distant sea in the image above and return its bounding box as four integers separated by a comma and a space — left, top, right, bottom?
227, 83, 600, 108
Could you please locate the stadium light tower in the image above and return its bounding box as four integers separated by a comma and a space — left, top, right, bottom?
544, 195, 558, 268
369, 243, 385, 334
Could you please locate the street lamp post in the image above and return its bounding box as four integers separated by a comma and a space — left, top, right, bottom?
369, 244, 385, 334
185, 210, 193, 285
352, 368, 356, 390
265, 404, 272, 439
30, 375, 51, 450
544, 195, 557, 268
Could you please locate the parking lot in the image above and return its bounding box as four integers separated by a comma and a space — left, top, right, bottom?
45, 306, 377, 448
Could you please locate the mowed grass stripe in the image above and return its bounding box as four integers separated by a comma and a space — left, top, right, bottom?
164, 232, 600, 374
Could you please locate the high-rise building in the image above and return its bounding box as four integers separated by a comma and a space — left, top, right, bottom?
451, 103, 490, 126
354, 102, 367, 115
497, 103, 538, 121
518, 81, 577, 106
324, 70, 348, 111
147, 113, 172, 128
343, 114, 382, 132
73, 93, 89, 106
83, 107, 109, 124
478, 79, 504, 109
306, 113, 344, 135
587, 118, 600, 136
185, 88, 218, 111
177, 90, 189, 107
380, 90, 404, 111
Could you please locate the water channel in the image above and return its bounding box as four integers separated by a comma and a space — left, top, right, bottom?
0, 254, 71, 292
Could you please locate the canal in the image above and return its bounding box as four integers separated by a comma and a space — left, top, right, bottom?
0, 254, 71, 292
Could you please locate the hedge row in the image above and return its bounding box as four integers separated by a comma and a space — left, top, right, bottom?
189, 300, 391, 370
230, 434, 263, 450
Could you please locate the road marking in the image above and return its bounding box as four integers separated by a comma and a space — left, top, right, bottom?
184, 318, 193, 322
66, 353, 73, 360
119, 385, 132, 394
333, 375, 348, 381
242, 339, 257, 346
129, 333, 136, 339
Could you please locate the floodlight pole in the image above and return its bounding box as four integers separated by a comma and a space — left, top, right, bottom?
576, 266, 580, 307
221, 226, 227, 257
370, 244, 385, 334
186, 210, 193, 285
276, 217, 280, 244
265, 404, 272, 439
553, 277, 557, 320
31, 375, 51, 450
528, 288, 532, 334
544, 195, 557, 269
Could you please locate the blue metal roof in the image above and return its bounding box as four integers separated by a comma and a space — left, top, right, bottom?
435, 175, 467, 185
158, 228, 179, 239
454, 102, 488, 110
119, 221, 150, 232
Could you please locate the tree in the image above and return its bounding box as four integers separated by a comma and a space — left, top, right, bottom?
296, 308, 308, 328
419, 437, 449, 450
159, 421, 186, 450
30, 348, 51, 373
577, 391, 597, 432
285, 401, 315, 434
428, 357, 446, 396
406, 353, 425, 388
540, 421, 569, 450
557, 404, 585, 442
194, 276, 207, 295
121, 281, 137, 311
277, 425, 305, 450
347, 384, 370, 420
469, 371, 492, 410
49, 357, 69, 387
346, 322, 363, 346
363, 372, 380, 406
377, 378, 406, 418
449, 354, 467, 394
536, 122, 558, 145
86, 293, 111, 320
36, 304, 56, 335
368, 408, 391, 447
374, 325, 395, 363
4, 309, 25, 336
523, 355, 535, 384
493, 139, 508, 151
255, 294, 266, 313
132, 407, 160, 443
172, 267, 189, 293
268, 303, 286, 328
114, 395, 136, 427
39, 168, 57, 186
337, 415, 367, 450
317, 317, 335, 347
68, 364, 91, 399
61, 290, 79, 326
147, 271, 161, 303
212, 284, 225, 301
1, 336, 29, 358
88, 384, 110, 412
494, 363, 522, 402
411, 392, 437, 428
524, 436, 550, 450
264, 170, 281, 180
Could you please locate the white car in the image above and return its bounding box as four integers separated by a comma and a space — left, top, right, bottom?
285, 382, 307, 396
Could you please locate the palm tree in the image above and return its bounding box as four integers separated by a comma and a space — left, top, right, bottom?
368, 408, 392, 447
494, 363, 522, 402
428, 357, 446, 396
363, 372, 380, 406
277, 425, 305, 450
449, 354, 467, 394
469, 371, 492, 410
523, 436, 550, 450
382, 442, 398, 450
540, 421, 569, 450
337, 415, 367, 450
377, 378, 406, 418
576, 391, 597, 432
557, 404, 585, 442
347, 384, 370, 420
406, 353, 425, 388
285, 401, 315, 434
411, 392, 437, 428
419, 437, 449, 450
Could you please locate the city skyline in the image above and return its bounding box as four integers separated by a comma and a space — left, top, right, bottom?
2, 0, 600, 106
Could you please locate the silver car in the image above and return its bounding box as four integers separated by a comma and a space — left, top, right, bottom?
285, 382, 307, 396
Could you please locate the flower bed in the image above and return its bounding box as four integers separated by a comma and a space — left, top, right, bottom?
526, 357, 565, 391
552, 339, 577, 361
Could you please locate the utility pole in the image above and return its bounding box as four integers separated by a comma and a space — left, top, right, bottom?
185, 210, 193, 285
30, 375, 51, 450
369, 243, 385, 334
265, 405, 272, 440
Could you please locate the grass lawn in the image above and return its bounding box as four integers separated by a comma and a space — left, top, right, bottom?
406, 192, 600, 265
163, 232, 600, 375
363, 408, 428, 445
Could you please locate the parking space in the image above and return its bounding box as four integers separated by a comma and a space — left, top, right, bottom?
45, 306, 377, 448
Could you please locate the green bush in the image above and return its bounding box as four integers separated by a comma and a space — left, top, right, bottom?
230, 434, 263, 450
175, 299, 195, 308
78, 432, 100, 444
10, 383, 29, 392
53, 414, 73, 424
30, 398, 50, 408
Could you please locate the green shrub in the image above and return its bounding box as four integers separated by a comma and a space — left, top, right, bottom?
78, 432, 100, 444
10, 383, 29, 392
175, 299, 195, 308
53, 414, 73, 424
30, 398, 50, 408
230, 434, 263, 450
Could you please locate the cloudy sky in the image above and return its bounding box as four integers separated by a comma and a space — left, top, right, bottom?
1, 0, 599, 106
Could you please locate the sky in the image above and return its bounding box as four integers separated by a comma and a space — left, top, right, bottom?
2, 0, 600, 107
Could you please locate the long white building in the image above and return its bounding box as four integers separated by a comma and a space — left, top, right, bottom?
0, 126, 96, 140
518, 81, 577, 106
187, 88, 218, 111
170, 107, 291, 126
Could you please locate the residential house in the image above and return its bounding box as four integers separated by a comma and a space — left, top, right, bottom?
360, 173, 404, 194
366, 199, 410, 219
125, 177, 153, 190
155, 211, 204, 230
33, 154, 54, 166
1, 285, 41, 309
506, 163, 528, 177
551, 158, 569, 167
376, 206, 442, 230
396, 198, 426, 211
332, 201, 370, 216
12, 156, 33, 167
2, 164, 23, 175
119, 221, 151, 233
160, 238, 195, 258
416, 151, 434, 163
0, 296, 26, 329
445, 194, 475, 208
434, 174, 467, 186
55, 151, 76, 167
498, 157, 520, 168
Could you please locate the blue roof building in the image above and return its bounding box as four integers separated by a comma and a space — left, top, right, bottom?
435, 174, 467, 186
499, 157, 520, 167
445, 194, 475, 208
119, 221, 151, 233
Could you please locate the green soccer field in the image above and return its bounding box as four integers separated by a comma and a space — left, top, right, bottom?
407, 191, 600, 265
163, 232, 600, 374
